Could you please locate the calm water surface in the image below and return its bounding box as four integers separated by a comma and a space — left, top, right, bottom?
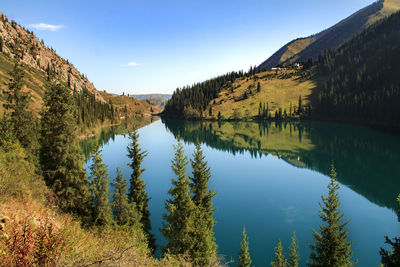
83, 119, 400, 267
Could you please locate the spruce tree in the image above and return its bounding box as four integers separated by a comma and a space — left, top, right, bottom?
40, 82, 91, 220
308, 163, 355, 267
0, 114, 16, 146
238, 227, 252, 267
161, 138, 196, 257
288, 232, 300, 267
271, 239, 286, 267
257, 82, 261, 93
111, 168, 140, 226
190, 141, 217, 265
127, 130, 156, 252
88, 148, 113, 226
380, 194, 400, 266
298, 96, 303, 114
4, 59, 38, 158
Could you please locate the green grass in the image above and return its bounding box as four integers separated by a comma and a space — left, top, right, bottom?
206, 70, 315, 120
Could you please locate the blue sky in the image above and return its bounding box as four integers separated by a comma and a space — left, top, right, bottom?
2, 0, 375, 94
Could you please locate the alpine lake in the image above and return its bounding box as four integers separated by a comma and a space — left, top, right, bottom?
81, 117, 400, 267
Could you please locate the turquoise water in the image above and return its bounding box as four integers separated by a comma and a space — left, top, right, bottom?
84, 119, 400, 266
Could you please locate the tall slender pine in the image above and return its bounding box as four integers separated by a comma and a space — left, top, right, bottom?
190, 141, 217, 265
88, 148, 113, 226
238, 227, 252, 267
40, 82, 90, 220
380, 194, 400, 266
161, 138, 196, 257
308, 163, 354, 267
271, 239, 286, 267
111, 168, 140, 226
127, 130, 155, 252
288, 232, 300, 267
4, 59, 38, 160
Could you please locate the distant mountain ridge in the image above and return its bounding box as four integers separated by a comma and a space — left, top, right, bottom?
131, 94, 171, 100
259, 0, 400, 69
131, 94, 171, 108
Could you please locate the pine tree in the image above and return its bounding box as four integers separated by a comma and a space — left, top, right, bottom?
4, 59, 37, 157
380, 194, 400, 266
0, 114, 16, 146
111, 168, 140, 226
257, 82, 261, 93
161, 138, 196, 257
271, 239, 286, 267
238, 227, 252, 267
308, 163, 355, 267
127, 130, 156, 252
298, 96, 303, 114
88, 148, 113, 226
190, 141, 217, 265
288, 233, 300, 267
0, 36, 3, 52
40, 82, 91, 220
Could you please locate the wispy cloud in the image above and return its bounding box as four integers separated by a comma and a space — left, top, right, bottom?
281, 205, 304, 224
121, 61, 142, 67
128, 62, 141, 66
28, 23, 63, 31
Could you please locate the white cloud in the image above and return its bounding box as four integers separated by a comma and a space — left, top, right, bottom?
127, 62, 141, 66
28, 23, 63, 31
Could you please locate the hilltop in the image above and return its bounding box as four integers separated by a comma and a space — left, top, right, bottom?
259, 0, 400, 69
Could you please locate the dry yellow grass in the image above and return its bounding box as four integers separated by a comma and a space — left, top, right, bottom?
206, 70, 315, 120
0, 53, 46, 116
366, 0, 400, 26
0, 141, 209, 267
279, 37, 317, 63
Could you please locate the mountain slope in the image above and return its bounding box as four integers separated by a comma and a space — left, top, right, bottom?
0, 12, 102, 100
0, 12, 159, 122
311, 10, 400, 130
259, 0, 400, 69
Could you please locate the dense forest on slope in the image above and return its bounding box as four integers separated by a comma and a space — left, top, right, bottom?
311, 11, 400, 130
258, 0, 400, 69
163, 69, 253, 118
163, 64, 313, 120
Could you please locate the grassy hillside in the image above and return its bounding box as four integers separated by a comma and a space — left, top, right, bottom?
259, 0, 400, 69
205, 69, 315, 120
0, 51, 160, 119
0, 51, 160, 139
99, 92, 161, 118
0, 140, 193, 266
